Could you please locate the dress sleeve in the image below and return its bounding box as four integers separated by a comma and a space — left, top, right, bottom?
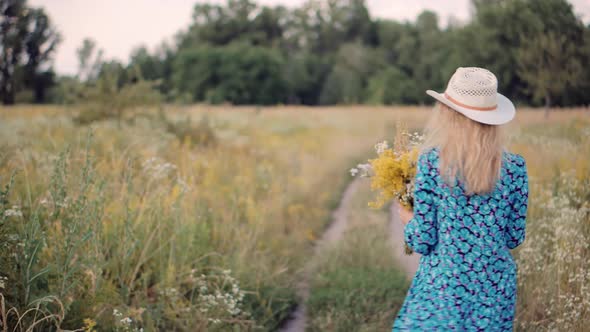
404, 151, 438, 255
504, 156, 528, 249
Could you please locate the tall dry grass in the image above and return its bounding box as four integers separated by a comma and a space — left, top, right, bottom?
0, 105, 587, 331
0, 105, 422, 331
508, 116, 590, 331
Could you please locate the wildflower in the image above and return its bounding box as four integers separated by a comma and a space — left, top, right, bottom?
353, 124, 421, 254
83, 318, 97, 331
177, 177, 191, 193
120, 317, 132, 325
0, 276, 7, 289
56, 197, 70, 208
407, 131, 426, 146
142, 157, 177, 180
351, 163, 373, 177
356, 163, 373, 177
4, 205, 23, 217
374, 140, 389, 154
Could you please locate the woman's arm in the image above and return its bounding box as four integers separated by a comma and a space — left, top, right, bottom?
404, 151, 438, 255
504, 155, 528, 249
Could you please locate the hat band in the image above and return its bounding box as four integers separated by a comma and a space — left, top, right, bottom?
444, 93, 497, 111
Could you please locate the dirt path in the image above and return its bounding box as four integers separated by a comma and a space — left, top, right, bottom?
279, 182, 419, 331
389, 202, 420, 279
279, 178, 362, 332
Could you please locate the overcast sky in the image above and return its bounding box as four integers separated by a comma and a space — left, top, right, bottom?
29, 0, 590, 75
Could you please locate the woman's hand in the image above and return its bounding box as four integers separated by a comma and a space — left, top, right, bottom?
398, 204, 414, 225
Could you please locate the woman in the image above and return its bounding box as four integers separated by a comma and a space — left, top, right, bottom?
392, 67, 528, 331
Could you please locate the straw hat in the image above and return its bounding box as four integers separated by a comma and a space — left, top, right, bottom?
426, 67, 515, 125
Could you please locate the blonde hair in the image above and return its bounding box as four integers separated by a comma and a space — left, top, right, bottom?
423, 102, 505, 195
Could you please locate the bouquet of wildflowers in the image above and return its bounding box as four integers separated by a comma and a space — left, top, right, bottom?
350, 124, 424, 254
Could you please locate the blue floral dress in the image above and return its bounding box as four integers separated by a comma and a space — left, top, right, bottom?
392, 147, 528, 331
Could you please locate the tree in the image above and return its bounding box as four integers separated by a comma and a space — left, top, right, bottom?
125, 41, 177, 98
411, 11, 448, 102
1, 0, 29, 104
283, 52, 330, 104
365, 67, 419, 105
173, 43, 287, 105
211, 44, 287, 104
76, 38, 103, 82
181, 0, 283, 47
22, 8, 61, 102
5, 0, 588, 108
517, 32, 582, 117
319, 42, 377, 104
306, 0, 373, 54
128, 46, 163, 80
454, 0, 586, 105
0, 0, 60, 104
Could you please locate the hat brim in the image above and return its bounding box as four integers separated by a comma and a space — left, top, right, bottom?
426, 90, 515, 125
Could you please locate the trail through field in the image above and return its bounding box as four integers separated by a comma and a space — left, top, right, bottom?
280, 182, 420, 332
279, 178, 362, 332
389, 202, 420, 279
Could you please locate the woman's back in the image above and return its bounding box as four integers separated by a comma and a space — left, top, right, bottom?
429, 146, 528, 253
395, 147, 528, 330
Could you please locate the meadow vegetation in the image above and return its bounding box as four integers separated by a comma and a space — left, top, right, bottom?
306, 180, 409, 331
0, 105, 408, 331
508, 117, 590, 331
0, 105, 588, 331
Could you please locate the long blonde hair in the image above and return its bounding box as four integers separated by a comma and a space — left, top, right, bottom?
423, 102, 505, 195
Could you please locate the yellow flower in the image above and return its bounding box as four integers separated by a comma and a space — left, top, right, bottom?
83, 318, 97, 332
365, 126, 420, 209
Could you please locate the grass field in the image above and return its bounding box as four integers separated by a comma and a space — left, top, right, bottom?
0, 105, 588, 331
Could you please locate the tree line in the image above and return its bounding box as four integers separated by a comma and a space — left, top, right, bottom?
1, 0, 589, 107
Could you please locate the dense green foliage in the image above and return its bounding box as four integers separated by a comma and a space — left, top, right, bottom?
2, 0, 590, 107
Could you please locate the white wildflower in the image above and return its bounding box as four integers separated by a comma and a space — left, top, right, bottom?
4, 205, 23, 218
355, 163, 373, 177
120, 317, 132, 325
0, 276, 7, 289
374, 140, 389, 154
142, 157, 177, 180
56, 197, 70, 208
177, 177, 191, 193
